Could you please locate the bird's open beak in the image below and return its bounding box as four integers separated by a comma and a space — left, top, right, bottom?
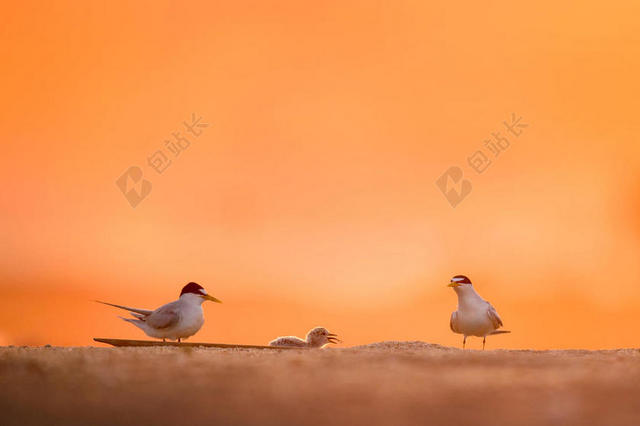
327, 333, 341, 344
447, 282, 460, 287
202, 294, 222, 303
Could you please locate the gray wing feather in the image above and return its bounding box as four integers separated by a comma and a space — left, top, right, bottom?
449, 311, 460, 333
487, 304, 503, 329
96, 300, 153, 316
145, 304, 180, 329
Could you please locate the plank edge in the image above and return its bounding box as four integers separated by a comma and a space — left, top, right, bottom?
93, 337, 301, 350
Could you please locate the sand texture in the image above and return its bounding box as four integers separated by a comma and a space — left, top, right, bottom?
1, 342, 640, 425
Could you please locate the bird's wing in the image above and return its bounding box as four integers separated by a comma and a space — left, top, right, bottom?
270, 337, 307, 347
487, 303, 503, 329
96, 300, 153, 316
449, 311, 460, 333
144, 303, 180, 329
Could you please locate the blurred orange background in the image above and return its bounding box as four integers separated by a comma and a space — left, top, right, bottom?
1, 1, 639, 349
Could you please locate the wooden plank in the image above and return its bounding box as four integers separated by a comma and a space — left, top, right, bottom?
93, 337, 301, 350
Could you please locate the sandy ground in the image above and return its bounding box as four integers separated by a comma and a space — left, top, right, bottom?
1, 342, 639, 426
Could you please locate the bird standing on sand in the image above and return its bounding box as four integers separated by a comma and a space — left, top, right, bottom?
448, 275, 510, 349
269, 327, 341, 348
97, 282, 222, 342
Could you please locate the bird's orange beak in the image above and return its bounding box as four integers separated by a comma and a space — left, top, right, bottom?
202, 294, 222, 303
447, 282, 461, 287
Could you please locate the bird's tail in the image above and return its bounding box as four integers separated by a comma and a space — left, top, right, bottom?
95, 300, 152, 316
118, 316, 147, 331
489, 330, 511, 335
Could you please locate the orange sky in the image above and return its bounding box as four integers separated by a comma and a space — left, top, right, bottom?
1, 1, 640, 349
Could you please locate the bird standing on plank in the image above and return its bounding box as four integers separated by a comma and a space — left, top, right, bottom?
97, 282, 222, 342
448, 275, 510, 349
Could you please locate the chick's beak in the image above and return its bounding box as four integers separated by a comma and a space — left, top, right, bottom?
202, 294, 222, 303
327, 333, 341, 343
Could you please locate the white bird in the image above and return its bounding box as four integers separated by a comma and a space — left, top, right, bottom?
97, 282, 222, 342
448, 275, 510, 349
269, 327, 341, 348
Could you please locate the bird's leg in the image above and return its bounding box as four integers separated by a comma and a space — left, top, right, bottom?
162, 338, 166, 343
178, 338, 181, 343
462, 336, 466, 349
482, 337, 486, 350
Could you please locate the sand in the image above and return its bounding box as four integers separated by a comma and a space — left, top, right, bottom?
1, 342, 639, 426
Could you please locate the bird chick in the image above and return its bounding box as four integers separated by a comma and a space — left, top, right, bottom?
269, 327, 341, 348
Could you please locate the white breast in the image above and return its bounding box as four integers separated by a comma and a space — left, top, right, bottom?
454, 286, 496, 337
170, 302, 204, 339
456, 308, 494, 337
